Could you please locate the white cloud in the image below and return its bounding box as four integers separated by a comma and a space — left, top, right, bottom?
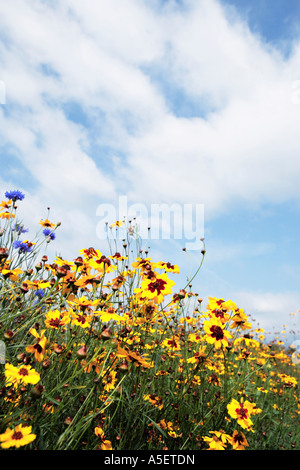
232, 290, 300, 335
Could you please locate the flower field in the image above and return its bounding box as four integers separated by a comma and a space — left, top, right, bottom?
0, 190, 299, 451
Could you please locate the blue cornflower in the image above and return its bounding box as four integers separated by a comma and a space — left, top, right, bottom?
5, 190, 25, 201
12, 240, 33, 253
43, 228, 56, 240
12, 223, 29, 235
35, 289, 45, 299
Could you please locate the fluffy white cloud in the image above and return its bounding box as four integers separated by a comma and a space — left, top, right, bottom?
232, 290, 300, 336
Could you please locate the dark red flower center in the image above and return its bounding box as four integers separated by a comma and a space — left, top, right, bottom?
210, 325, 224, 340
236, 405, 248, 419
12, 431, 23, 440
147, 278, 167, 294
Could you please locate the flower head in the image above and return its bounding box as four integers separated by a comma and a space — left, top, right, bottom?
227, 398, 261, 430
12, 223, 29, 234
43, 228, 56, 240
94, 427, 113, 450
5, 190, 25, 202
231, 430, 249, 450
39, 218, 56, 228
0, 424, 36, 449
203, 316, 232, 349
13, 240, 35, 254
25, 328, 47, 362
136, 272, 175, 304
5, 363, 40, 387
203, 430, 232, 450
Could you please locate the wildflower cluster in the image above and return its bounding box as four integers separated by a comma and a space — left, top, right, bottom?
0, 191, 299, 450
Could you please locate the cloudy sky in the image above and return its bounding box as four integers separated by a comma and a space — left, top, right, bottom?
1, 0, 300, 340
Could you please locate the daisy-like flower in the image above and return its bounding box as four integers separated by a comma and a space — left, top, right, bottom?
187, 346, 206, 366
231, 430, 249, 450
39, 218, 56, 228
161, 335, 181, 352
79, 247, 101, 260
136, 272, 175, 304
230, 309, 252, 330
157, 419, 181, 438
25, 328, 47, 362
0, 211, 15, 219
101, 370, 117, 392
131, 257, 154, 272
143, 393, 164, 410
45, 309, 70, 329
5, 190, 25, 202
0, 199, 13, 210
155, 261, 180, 274
4, 363, 40, 387
117, 346, 153, 369
88, 254, 116, 274
67, 295, 99, 311
70, 311, 93, 329
203, 316, 232, 349
227, 398, 262, 430
203, 430, 232, 450
1, 268, 23, 281
94, 427, 113, 450
0, 424, 36, 449
109, 220, 124, 229
94, 310, 124, 323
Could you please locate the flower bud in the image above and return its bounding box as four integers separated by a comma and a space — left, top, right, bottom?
54, 344, 64, 355
118, 360, 129, 372
31, 384, 45, 399
42, 359, 51, 369
76, 345, 87, 359
4, 330, 14, 340
101, 327, 111, 341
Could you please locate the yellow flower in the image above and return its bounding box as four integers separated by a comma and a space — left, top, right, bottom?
0, 424, 36, 449
155, 261, 180, 274
1, 268, 23, 281
70, 311, 93, 329
67, 295, 99, 311
278, 373, 298, 388
161, 335, 181, 352
227, 398, 261, 430
102, 370, 117, 392
0, 211, 15, 219
231, 430, 249, 450
45, 309, 71, 329
94, 427, 113, 450
203, 317, 232, 349
25, 328, 47, 362
203, 430, 231, 450
230, 309, 252, 330
5, 363, 40, 387
136, 272, 175, 304
88, 254, 116, 274
109, 220, 124, 229
143, 393, 164, 410
39, 218, 56, 228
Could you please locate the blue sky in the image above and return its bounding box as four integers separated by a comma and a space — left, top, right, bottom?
0, 0, 300, 341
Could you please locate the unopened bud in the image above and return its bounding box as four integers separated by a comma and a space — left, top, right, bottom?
76, 345, 87, 359
118, 360, 129, 372
101, 327, 111, 341
31, 384, 44, 399
4, 330, 14, 340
